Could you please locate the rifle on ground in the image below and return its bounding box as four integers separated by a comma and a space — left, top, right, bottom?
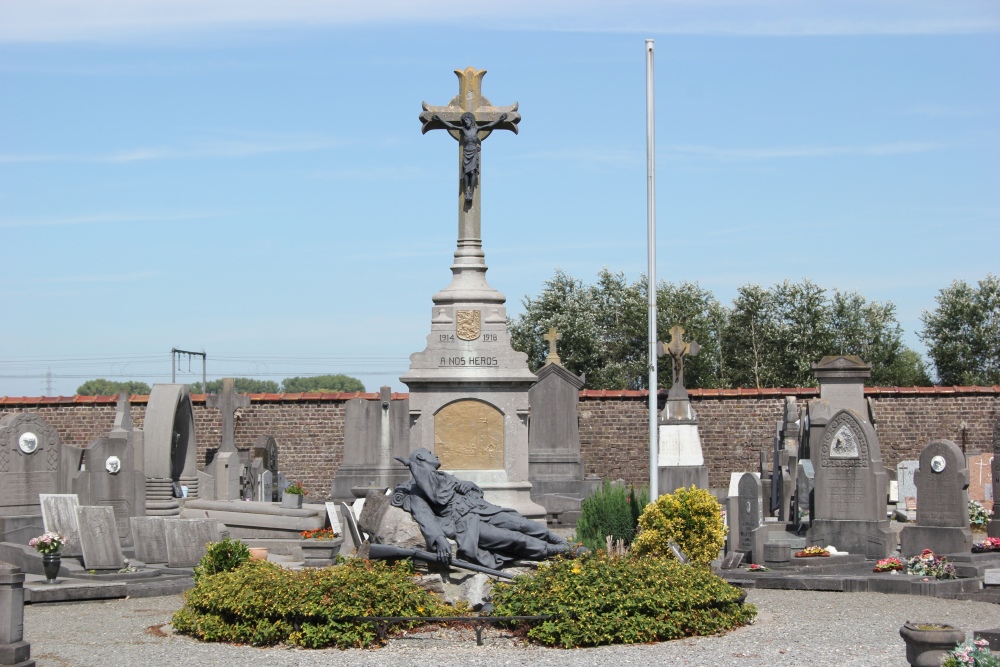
367, 543, 514, 580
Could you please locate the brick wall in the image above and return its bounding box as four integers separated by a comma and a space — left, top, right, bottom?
2, 387, 997, 497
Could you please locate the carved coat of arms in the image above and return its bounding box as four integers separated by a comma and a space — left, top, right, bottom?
456, 310, 481, 341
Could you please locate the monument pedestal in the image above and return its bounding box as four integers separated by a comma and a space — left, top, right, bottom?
807, 519, 895, 559
900, 526, 973, 558
657, 398, 709, 494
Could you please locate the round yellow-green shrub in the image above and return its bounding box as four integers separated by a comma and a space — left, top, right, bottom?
632, 485, 727, 566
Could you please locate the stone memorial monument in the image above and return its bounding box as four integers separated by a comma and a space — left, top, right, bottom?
203, 378, 250, 501
330, 387, 411, 503
143, 384, 200, 515
737, 473, 768, 565
401, 67, 543, 519
900, 440, 973, 557
527, 328, 598, 523
0, 561, 34, 667
0, 413, 61, 520
656, 326, 709, 493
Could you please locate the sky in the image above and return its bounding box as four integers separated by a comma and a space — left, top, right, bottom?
1, 1, 998, 396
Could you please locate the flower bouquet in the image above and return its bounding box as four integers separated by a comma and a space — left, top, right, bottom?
28, 532, 66, 555
284, 482, 307, 496
300, 527, 339, 540
972, 537, 1000, 553
873, 557, 904, 573
746, 563, 770, 572
795, 546, 830, 558
905, 549, 957, 580
941, 638, 1000, 667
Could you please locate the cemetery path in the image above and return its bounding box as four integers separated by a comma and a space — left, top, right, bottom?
22, 589, 1000, 666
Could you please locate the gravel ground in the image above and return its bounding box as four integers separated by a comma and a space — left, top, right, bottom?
23, 589, 1000, 667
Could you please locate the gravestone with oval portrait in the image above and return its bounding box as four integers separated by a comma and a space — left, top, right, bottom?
899, 440, 973, 557
0, 412, 62, 519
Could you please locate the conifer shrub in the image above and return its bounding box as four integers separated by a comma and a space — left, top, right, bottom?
172, 558, 451, 648
632, 485, 727, 566
574, 481, 648, 551
193, 538, 251, 582
491, 552, 756, 647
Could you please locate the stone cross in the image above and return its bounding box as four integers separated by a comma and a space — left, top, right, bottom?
206, 378, 250, 454
657, 325, 700, 399
543, 327, 562, 365
419, 67, 520, 255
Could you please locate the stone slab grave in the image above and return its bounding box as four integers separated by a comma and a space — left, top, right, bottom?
400, 67, 543, 520
737, 473, 768, 565
163, 519, 221, 568
900, 440, 973, 557
130, 517, 168, 564
0, 413, 62, 520
656, 326, 709, 493
75, 506, 126, 570
39, 495, 82, 558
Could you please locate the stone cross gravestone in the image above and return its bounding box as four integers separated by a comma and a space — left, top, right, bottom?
542, 327, 562, 365
900, 440, 973, 557
205, 378, 251, 501
39, 494, 83, 558
75, 506, 125, 570
0, 413, 61, 519
163, 519, 221, 568
130, 517, 169, 564
737, 473, 768, 565
656, 326, 708, 492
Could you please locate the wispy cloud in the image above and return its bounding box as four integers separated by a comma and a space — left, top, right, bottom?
3, 0, 995, 43
667, 141, 946, 162
0, 134, 344, 164
0, 211, 227, 228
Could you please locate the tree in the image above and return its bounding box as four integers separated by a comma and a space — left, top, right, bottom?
76, 379, 151, 396
189, 378, 279, 394
919, 275, 1000, 385
280, 375, 365, 393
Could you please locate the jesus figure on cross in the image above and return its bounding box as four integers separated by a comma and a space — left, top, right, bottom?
432, 111, 507, 202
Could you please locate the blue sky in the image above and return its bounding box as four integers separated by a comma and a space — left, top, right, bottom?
1, 1, 998, 395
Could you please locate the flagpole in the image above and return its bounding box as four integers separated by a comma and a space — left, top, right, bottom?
646, 39, 658, 502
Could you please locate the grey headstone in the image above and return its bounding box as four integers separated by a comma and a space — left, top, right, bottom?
143, 384, 199, 499
341, 502, 363, 551
325, 502, 342, 537
795, 460, 815, 528
163, 519, 222, 568
0, 413, 62, 518
75, 506, 125, 570
720, 551, 745, 570
258, 469, 273, 504
82, 435, 142, 543
737, 473, 767, 563
130, 517, 168, 564
900, 440, 973, 557
39, 494, 82, 558
897, 460, 919, 509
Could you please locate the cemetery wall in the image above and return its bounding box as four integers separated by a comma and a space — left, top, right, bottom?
1, 386, 996, 496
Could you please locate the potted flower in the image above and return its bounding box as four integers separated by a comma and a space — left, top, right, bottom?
281, 482, 307, 509
29, 532, 66, 583
299, 527, 343, 566
941, 638, 997, 667
899, 622, 966, 667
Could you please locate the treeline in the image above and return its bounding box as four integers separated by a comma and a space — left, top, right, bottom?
75, 374, 365, 396
509, 270, 999, 390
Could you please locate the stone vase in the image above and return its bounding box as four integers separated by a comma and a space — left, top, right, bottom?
300, 538, 343, 568
899, 622, 965, 667
42, 552, 61, 583
281, 493, 304, 509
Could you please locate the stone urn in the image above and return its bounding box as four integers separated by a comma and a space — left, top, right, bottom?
899, 622, 965, 667
281, 493, 304, 509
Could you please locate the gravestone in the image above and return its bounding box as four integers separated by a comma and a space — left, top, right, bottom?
143, 384, 200, 515
0, 561, 34, 667
39, 494, 82, 558
967, 452, 993, 512
205, 378, 250, 501
726, 472, 744, 553
325, 502, 342, 537
130, 517, 168, 564
0, 413, 61, 518
330, 388, 411, 503
793, 460, 815, 531
527, 333, 598, 523
163, 519, 221, 568
992, 420, 1000, 538
245, 435, 279, 502
807, 408, 893, 558
897, 460, 919, 514
258, 469, 274, 505
900, 440, 973, 557
737, 473, 768, 565
75, 506, 125, 570
400, 67, 543, 518
656, 326, 709, 492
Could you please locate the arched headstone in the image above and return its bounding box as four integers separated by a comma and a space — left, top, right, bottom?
143, 384, 199, 515
0, 412, 61, 518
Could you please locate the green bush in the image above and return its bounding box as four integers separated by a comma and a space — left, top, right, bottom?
632, 486, 728, 566
193, 538, 251, 582
172, 558, 452, 649
574, 481, 648, 551
491, 552, 756, 647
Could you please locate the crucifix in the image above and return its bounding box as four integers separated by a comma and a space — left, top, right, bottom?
206, 377, 250, 454
543, 327, 562, 365
657, 325, 700, 399
420, 67, 520, 261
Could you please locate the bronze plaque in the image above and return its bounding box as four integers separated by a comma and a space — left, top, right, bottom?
456, 310, 481, 341
434, 399, 504, 470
